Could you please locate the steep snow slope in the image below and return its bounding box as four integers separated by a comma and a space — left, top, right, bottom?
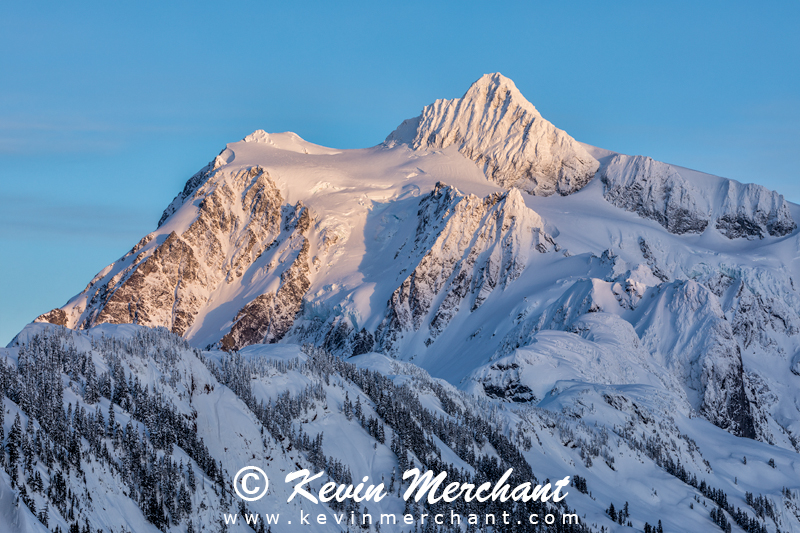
0, 471, 50, 533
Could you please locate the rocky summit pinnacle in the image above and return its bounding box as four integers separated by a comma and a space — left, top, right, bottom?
387, 73, 600, 196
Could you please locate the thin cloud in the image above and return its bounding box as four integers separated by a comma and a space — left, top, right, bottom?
0, 194, 156, 242
0, 113, 203, 154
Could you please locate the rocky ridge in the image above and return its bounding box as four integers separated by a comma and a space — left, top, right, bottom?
601, 154, 796, 239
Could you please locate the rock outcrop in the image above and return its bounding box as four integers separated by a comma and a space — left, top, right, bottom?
636, 280, 756, 439
37, 164, 308, 346
601, 155, 710, 234
715, 180, 796, 239
220, 204, 312, 350
601, 154, 796, 239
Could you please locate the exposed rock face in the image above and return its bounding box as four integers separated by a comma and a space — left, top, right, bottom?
729, 274, 800, 350
220, 205, 312, 350
377, 182, 556, 353
601, 155, 710, 234
41, 164, 304, 342
699, 266, 800, 393
93, 231, 203, 336
638, 237, 669, 282
715, 181, 796, 239
389, 73, 599, 196
478, 361, 537, 403
34, 308, 67, 326
157, 154, 227, 228
601, 154, 796, 239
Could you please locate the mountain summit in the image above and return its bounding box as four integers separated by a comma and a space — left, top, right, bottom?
387, 73, 600, 195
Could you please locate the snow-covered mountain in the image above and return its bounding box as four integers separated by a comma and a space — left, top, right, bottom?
11, 73, 800, 532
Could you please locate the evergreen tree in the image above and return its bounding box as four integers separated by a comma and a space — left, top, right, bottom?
39, 505, 49, 528
23, 418, 35, 471
98, 372, 111, 399
7, 413, 22, 468
354, 396, 362, 421
107, 403, 115, 439
187, 465, 196, 492
344, 392, 353, 421
607, 502, 617, 521
84, 363, 99, 404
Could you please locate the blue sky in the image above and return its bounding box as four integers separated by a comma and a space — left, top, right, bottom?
1, 1, 799, 345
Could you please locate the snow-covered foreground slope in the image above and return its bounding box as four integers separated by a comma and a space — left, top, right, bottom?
3, 324, 800, 533
20, 73, 800, 531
